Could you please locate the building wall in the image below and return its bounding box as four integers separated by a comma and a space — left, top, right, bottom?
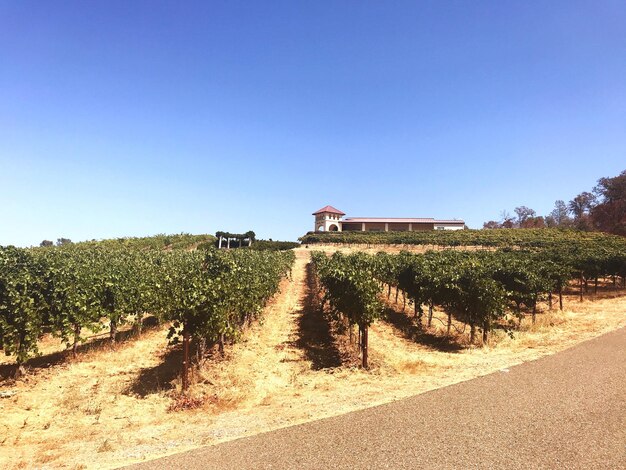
411, 223, 435, 231
341, 223, 361, 231
314, 212, 464, 232
434, 224, 465, 231
337, 221, 446, 232
364, 222, 386, 232
388, 223, 409, 231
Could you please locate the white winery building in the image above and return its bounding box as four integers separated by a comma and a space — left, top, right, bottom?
313, 205, 465, 232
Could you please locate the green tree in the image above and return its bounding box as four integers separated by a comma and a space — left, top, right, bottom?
569, 192, 596, 230
514, 206, 536, 227
548, 200, 572, 227
591, 170, 626, 236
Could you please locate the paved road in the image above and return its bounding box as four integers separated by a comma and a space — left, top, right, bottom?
130, 327, 626, 469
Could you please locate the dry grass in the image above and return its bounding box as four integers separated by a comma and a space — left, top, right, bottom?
0, 247, 625, 469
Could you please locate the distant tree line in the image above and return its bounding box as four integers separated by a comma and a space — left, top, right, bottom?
484, 169, 626, 236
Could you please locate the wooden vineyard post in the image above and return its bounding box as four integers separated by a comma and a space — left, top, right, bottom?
110, 319, 117, 344
182, 324, 190, 392
72, 323, 81, 358
218, 333, 225, 356
579, 273, 584, 302
362, 324, 369, 369
482, 317, 490, 344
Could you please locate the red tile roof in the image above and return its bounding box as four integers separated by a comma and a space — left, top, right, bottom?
312, 205, 346, 216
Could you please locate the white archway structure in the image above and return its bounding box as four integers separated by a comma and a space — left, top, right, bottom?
312, 205, 345, 232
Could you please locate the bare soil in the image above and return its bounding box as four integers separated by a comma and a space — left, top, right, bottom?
1, 247, 625, 469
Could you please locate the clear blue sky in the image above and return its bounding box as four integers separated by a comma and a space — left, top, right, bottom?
1, 1, 624, 246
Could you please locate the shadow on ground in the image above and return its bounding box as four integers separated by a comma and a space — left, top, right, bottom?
383, 306, 465, 353
124, 345, 180, 397
0, 316, 161, 382
292, 262, 342, 370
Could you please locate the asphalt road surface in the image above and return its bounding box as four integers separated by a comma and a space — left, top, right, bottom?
130, 327, 626, 469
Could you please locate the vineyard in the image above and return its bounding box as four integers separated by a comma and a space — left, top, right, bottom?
1, 230, 626, 468
310, 232, 626, 367
300, 227, 626, 248
76, 232, 217, 251
0, 238, 294, 388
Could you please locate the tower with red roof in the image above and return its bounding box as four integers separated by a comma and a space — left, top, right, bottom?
312, 205, 345, 232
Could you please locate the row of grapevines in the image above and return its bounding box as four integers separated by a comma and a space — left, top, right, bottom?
159, 247, 294, 389
0, 244, 294, 387
373, 243, 626, 343
310, 240, 626, 360
310, 252, 383, 368
301, 228, 626, 250
75, 233, 217, 251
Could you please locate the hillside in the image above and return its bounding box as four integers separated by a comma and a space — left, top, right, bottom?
1, 245, 625, 468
